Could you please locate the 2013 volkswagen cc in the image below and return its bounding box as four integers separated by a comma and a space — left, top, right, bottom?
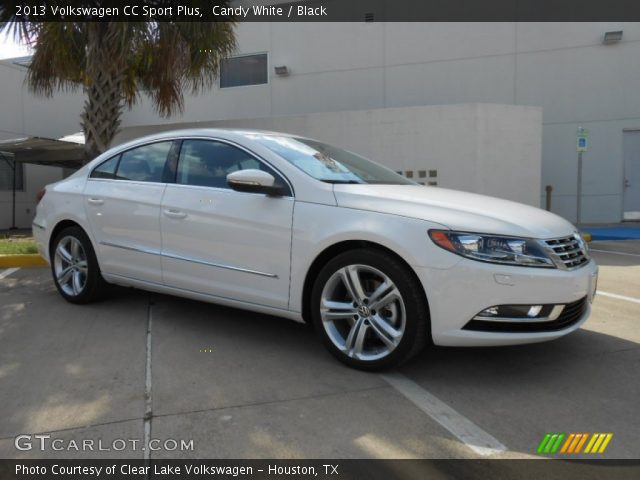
33, 129, 598, 370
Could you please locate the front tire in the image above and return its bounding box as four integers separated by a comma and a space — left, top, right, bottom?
51, 226, 107, 304
311, 249, 430, 370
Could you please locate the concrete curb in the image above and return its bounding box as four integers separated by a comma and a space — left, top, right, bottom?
0, 254, 48, 268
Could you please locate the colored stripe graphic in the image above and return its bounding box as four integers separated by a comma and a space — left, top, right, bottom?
538, 433, 565, 454
568, 433, 584, 453
585, 433, 614, 454
537, 433, 552, 454
575, 433, 589, 452
560, 433, 575, 453
540, 433, 613, 454
550, 433, 565, 453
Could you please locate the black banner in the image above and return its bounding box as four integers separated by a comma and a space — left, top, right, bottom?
1, 460, 640, 480
4, 0, 640, 22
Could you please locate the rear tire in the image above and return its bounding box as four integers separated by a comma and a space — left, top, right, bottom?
50, 226, 107, 304
311, 248, 430, 370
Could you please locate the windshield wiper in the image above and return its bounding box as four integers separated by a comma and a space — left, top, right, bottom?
321, 179, 363, 184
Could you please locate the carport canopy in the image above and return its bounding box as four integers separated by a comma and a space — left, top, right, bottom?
0, 134, 85, 168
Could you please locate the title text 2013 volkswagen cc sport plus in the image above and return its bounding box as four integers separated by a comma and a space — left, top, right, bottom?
33, 129, 598, 370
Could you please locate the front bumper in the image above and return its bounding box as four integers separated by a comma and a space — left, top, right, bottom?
414, 258, 598, 347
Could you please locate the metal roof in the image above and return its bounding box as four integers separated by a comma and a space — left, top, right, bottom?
0, 136, 85, 168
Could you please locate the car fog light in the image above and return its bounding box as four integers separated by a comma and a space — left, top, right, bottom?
527, 305, 543, 317
474, 303, 565, 322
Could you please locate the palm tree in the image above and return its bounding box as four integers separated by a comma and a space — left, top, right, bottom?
0, 10, 236, 161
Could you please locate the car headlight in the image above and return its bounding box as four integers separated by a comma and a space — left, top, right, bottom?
428, 230, 555, 268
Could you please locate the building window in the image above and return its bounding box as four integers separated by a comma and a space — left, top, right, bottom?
220, 53, 268, 88
0, 155, 25, 191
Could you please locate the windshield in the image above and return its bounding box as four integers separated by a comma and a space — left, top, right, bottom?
248, 134, 416, 185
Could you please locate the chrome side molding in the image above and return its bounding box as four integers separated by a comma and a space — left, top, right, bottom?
99, 241, 277, 279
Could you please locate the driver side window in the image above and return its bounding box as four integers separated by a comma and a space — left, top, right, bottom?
176, 140, 290, 195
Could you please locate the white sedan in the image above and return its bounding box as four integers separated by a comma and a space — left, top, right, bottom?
33, 129, 598, 370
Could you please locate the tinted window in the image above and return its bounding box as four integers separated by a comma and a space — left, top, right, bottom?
115, 142, 172, 182
220, 54, 268, 88
90, 155, 120, 179
177, 139, 290, 195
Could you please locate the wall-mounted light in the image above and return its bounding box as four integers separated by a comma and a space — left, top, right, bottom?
602, 30, 623, 45
274, 65, 289, 76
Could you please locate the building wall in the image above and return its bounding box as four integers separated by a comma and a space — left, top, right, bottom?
2, 22, 638, 226
120, 22, 640, 223
0, 61, 85, 141
116, 103, 543, 207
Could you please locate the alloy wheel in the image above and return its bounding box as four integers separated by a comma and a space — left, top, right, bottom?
320, 264, 406, 361
53, 235, 88, 297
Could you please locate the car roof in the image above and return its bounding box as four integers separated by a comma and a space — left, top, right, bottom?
113, 128, 317, 151
84, 128, 317, 172
133, 128, 300, 141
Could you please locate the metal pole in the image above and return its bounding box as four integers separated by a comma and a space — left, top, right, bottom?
0, 152, 17, 230
576, 151, 583, 226
11, 157, 17, 230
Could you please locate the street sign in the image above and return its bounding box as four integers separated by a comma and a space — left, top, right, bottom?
577, 127, 589, 152
575, 127, 589, 224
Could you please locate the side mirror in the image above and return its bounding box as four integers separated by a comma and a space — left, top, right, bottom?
226, 169, 285, 196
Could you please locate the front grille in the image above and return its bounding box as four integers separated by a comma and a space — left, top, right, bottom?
545, 235, 589, 269
463, 297, 588, 333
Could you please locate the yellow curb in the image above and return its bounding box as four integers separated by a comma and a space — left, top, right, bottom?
0, 254, 48, 268
580, 232, 593, 243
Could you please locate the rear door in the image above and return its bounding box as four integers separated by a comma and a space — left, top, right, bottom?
160, 138, 294, 309
84, 140, 177, 283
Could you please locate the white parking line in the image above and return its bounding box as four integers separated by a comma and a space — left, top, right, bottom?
597, 291, 640, 305
381, 372, 507, 457
0, 267, 20, 280
590, 249, 640, 258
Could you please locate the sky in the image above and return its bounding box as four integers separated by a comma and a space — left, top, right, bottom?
0, 32, 33, 60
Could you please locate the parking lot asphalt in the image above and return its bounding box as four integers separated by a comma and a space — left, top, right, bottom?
0, 241, 638, 460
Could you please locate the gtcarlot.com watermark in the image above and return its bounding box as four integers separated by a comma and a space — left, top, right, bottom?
14, 434, 194, 452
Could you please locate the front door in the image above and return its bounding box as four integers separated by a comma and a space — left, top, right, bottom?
623, 130, 640, 220
160, 139, 294, 309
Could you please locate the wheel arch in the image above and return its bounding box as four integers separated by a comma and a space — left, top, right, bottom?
301, 240, 431, 330
49, 219, 93, 258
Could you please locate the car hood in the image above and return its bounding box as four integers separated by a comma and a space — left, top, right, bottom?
332, 185, 576, 239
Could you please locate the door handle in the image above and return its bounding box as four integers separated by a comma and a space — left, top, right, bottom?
624, 179, 631, 188
163, 209, 187, 219
87, 198, 104, 205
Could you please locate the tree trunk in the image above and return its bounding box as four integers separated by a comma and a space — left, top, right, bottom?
80, 23, 127, 163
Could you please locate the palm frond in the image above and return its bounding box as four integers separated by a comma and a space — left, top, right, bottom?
1, 2, 238, 158
27, 22, 85, 96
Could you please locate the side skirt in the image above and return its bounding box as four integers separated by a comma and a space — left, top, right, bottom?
102, 272, 305, 323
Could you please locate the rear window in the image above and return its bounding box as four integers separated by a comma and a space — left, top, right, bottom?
115, 142, 172, 182
90, 155, 119, 179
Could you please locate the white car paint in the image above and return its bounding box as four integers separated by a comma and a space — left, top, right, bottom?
33, 128, 597, 348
